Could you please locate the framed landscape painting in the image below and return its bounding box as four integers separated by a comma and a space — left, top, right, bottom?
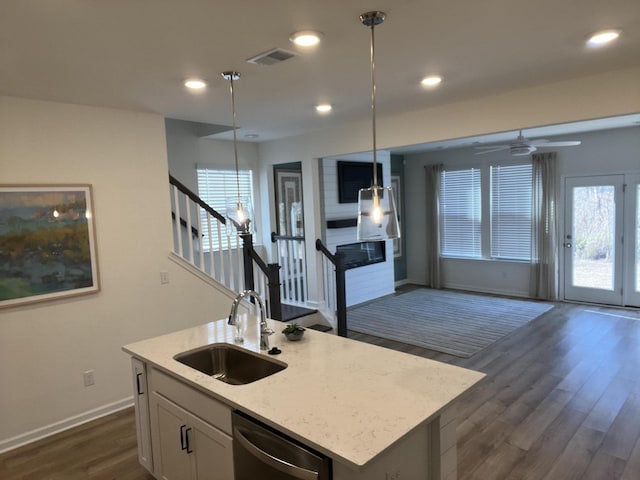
0, 185, 100, 308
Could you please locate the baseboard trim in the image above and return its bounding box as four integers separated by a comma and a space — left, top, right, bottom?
0, 397, 133, 454
443, 282, 530, 299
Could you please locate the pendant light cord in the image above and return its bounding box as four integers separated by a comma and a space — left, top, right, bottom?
228, 75, 241, 203
369, 21, 378, 189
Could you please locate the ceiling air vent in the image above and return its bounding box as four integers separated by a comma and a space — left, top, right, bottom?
246, 48, 297, 66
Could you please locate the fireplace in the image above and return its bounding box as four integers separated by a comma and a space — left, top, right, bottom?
335, 241, 385, 269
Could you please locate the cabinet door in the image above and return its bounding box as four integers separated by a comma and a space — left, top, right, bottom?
189, 412, 234, 480
152, 393, 193, 480
150, 392, 234, 480
131, 358, 153, 473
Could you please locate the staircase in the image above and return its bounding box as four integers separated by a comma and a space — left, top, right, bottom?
168, 174, 334, 330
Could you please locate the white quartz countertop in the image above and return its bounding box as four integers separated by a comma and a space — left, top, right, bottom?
123, 316, 485, 469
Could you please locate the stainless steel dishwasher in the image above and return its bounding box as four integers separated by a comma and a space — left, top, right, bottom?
232, 411, 332, 480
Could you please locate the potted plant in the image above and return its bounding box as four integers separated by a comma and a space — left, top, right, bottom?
282, 323, 306, 341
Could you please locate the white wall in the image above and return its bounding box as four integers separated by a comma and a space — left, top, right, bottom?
0, 97, 235, 451
164, 119, 263, 240
321, 153, 395, 306
403, 126, 640, 296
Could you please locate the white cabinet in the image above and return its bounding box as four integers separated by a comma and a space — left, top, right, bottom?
147, 367, 234, 480
131, 357, 153, 473
151, 393, 233, 480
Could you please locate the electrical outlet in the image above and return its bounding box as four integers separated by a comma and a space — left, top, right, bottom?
160, 271, 170, 284
83, 370, 95, 387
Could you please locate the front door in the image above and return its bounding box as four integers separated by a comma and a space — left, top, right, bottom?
564, 175, 624, 305
624, 175, 640, 307
563, 174, 640, 307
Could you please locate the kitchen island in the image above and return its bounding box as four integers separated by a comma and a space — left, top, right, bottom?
123, 315, 485, 480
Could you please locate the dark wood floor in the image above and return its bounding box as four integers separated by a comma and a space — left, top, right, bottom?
0, 408, 154, 480
2, 300, 639, 479
351, 301, 640, 479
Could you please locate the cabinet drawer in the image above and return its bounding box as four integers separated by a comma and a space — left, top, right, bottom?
149, 367, 232, 435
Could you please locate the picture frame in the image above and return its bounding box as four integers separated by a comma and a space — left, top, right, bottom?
274, 169, 304, 237
391, 175, 402, 258
0, 184, 100, 308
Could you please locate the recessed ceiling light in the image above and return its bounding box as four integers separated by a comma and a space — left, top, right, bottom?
586, 29, 621, 47
315, 103, 332, 113
244, 133, 259, 139
421, 75, 443, 88
290, 30, 323, 47
184, 78, 207, 90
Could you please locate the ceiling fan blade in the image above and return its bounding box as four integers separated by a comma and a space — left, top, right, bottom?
474, 144, 510, 150
528, 139, 550, 146
475, 146, 509, 155
538, 141, 582, 147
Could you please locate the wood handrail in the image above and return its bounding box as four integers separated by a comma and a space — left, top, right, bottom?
315, 239, 347, 337
271, 232, 305, 243
169, 173, 227, 224
315, 239, 337, 265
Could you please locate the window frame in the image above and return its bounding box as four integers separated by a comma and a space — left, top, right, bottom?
438, 159, 533, 263
196, 167, 255, 252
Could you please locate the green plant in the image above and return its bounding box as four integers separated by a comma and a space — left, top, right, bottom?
282, 323, 305, 334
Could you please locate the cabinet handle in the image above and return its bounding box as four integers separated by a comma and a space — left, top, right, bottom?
135, 372, 144, 395
185, 427, 193, 454
180, 425, 187, 451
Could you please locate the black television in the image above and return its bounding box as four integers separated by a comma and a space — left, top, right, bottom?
337, 161, 383, 204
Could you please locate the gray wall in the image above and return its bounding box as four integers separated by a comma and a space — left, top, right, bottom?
403, 126, 640, 296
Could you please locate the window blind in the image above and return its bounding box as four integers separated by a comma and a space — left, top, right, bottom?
490, 164, 532, 260
439, 168, 482, 257
196, 168, 254, 251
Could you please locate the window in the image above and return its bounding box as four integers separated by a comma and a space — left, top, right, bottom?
196, 167, 254, 250
490, 164, 532, 260
439, 162, 532, 261
440, 168, 482, 257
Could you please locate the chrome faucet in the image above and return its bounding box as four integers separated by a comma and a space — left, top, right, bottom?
228, 290, 274, 349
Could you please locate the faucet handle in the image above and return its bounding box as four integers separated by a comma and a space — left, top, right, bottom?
262, 327, 275, 335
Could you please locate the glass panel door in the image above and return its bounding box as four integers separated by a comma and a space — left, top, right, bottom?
564, 175, 624, 305
625, 175, 640, 307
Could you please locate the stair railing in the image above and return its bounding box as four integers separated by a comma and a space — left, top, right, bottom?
271, 232, 307, 305
169, 174, 282, 319
315, 239, 347, 337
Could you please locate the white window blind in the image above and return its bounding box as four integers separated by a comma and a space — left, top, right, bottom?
196, 168, 254, 251
440, 168, 482, 257
490, 164, 532, 260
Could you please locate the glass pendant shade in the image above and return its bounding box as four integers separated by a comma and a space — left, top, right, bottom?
225, 197, 254, 236
357, 185, 400, 241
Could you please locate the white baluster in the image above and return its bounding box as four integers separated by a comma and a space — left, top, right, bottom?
206, 213, 214, 277
197, 205, 204, 271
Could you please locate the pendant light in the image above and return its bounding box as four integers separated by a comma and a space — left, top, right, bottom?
356, 11, 400, 241
222, 71, 254, 236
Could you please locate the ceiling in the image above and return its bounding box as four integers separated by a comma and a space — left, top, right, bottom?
1, 0, 639, 147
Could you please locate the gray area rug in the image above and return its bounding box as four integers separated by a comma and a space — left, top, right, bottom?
347, 288, 553, 358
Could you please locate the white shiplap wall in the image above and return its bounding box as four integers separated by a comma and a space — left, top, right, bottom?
322, 153, 395, 307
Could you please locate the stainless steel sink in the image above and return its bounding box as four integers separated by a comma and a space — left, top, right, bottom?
173, 343, 287, 385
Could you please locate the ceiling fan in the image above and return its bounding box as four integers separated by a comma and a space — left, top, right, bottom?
474, 130, 581, 156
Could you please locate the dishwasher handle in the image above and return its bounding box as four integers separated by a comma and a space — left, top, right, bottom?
234, 426, 319, 480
